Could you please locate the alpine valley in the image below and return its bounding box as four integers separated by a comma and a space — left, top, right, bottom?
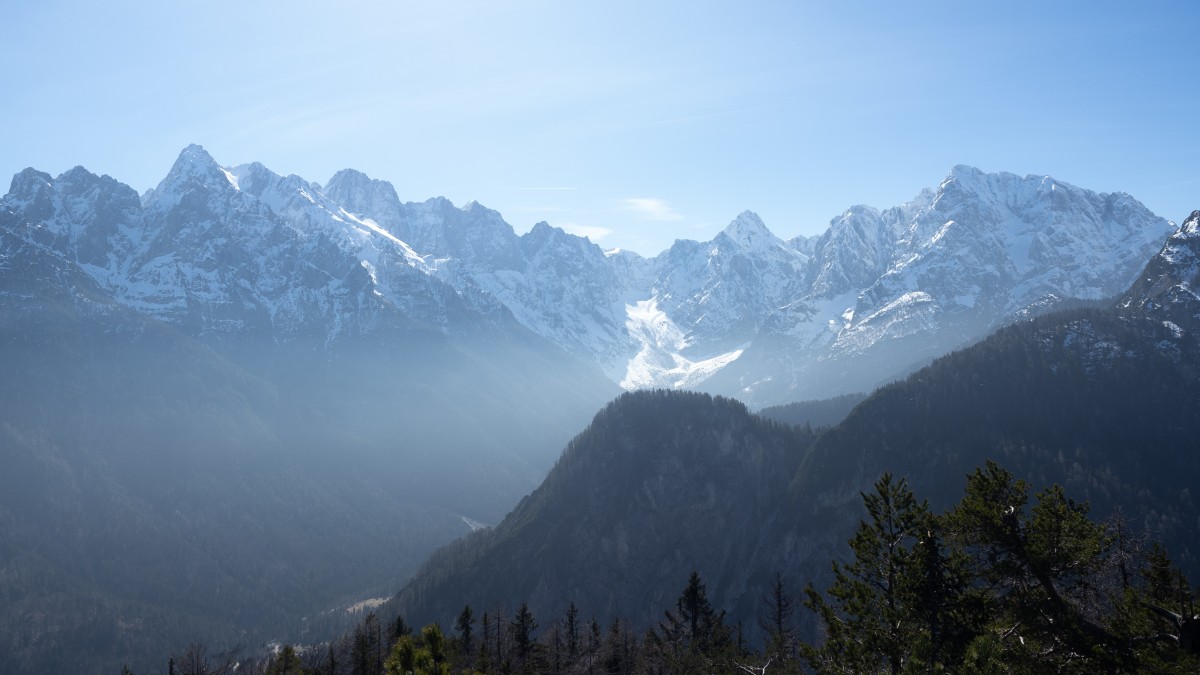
389, 211, 1200, 671
0, 145, 1192, 674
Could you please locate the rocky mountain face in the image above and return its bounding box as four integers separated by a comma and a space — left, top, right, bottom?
323, 169, 646, 380
1121, 209, 1200, 335
320, 161, 1175, 407
704, 166, 1175, 404
0, 145, 522, 345
388, 212, 1200, 638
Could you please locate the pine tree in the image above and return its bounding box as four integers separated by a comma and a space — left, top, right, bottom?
478, 611, 492, 673
758, 571, 796, 660
510, 602, 538, 672
946, 461, 1124, 671
588, 618, 601, 674
455, 605, 475, 667
390, 614, 411, 642
802, 473, 929, 674
901, 513, 977, 669
647, 571, 732, 671
265, 645, 306, 675
422, 624, 448, 672
383, 636, 415, 675
325, 642, 337, 675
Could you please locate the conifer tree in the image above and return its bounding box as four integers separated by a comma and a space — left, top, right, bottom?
510, 602, 538, 672
758, 571, 796, 660
478, 612, 491, 673
647, 571, 732, 671
802, 473, 929, 674
265, 645, 307, 675
455, 605, 475, 667
564, 601, 581, 666
946, 461, 1123, 670
390, 614, 411, 642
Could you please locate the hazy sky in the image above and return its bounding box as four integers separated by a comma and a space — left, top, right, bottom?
4, 1, 1198, 256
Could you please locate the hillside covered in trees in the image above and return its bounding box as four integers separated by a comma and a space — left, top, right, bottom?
164, 463, 1200, 674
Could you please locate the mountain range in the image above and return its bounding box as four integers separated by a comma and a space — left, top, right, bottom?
323, 160, 1173, 405
6, 145, 1171, 407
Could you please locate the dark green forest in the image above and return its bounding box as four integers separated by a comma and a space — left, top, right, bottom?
139, 465, 1200, 674
758, 392, 868, 430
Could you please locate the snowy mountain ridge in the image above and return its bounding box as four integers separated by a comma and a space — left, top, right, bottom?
1, 145, 524, 348
1, 146, 1177, 407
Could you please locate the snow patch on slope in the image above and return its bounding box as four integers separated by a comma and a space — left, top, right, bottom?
621, 298, 744, 389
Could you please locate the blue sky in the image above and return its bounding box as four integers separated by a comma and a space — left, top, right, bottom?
4, 1, 1198, 256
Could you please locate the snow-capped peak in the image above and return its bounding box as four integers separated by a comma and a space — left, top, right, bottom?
947, 164, 985, 180
325, 168, 400, 208
227, 162, 278, 197
6, 168, 54, 210
936, 165, 1015, 200
719, 210, 779, 249
151, 144, 234, 198
323, 169, 404, 232
1181, 210, 1200, 237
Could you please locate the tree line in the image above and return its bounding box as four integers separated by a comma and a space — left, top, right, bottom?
134, 462, 1199, 674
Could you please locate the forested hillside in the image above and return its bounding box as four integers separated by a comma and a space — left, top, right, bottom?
218, 464, 1200, 674
392, 391, 817, 632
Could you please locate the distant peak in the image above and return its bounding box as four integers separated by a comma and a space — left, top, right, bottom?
522, 220, 564, 245
720, 210, 778, 248
839, 204, 881, 220
158, 143, 229, 191
461, 199, 503, 220
231, 161, 270, 175
324, 169, 401, 217
227, 162, 279, 196
60, 165, 99, 182
55, 165, 122, 196
177, 143, 215, 165
1181, 210, 1200, 236
939, 165, 985, 190
463, 199, 495, 214
9, 167, 53, 196
326, 168, 373, 187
